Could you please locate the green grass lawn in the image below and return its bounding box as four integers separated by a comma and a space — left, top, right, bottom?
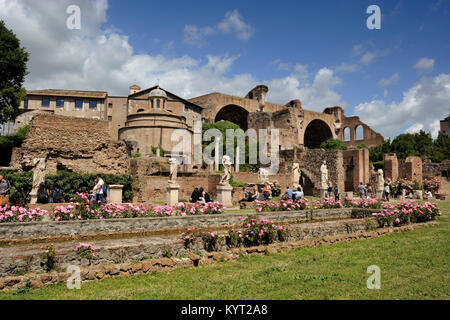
2, 201, 449, 300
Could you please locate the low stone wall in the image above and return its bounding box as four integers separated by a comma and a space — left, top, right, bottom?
0, 208, 377, 243
0, 220, 437, 291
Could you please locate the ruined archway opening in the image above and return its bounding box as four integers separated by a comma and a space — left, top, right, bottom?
304, 119, 333, 149
214, 105, 249, 131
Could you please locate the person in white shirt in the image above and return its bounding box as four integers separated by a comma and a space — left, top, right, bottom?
384, 184, 390, 202
90, 176, 105, 205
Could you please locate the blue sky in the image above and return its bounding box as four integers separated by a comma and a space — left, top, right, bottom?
1, 0, 449, 138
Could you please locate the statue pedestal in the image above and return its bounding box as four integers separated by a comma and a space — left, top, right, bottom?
413, 190, 423, 200
320, 188, 327, 199
217, 185, 233, 208
166, 183, 180, 206
376, 189, 384, 200
109, 185, 123, 203
30, 192, 38, 205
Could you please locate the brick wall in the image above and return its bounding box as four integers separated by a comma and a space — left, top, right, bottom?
10, 114, 129, 174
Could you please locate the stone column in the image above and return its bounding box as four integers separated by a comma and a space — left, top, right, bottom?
109, 185, 124, 203
216, 185, 233, 208
235, 145, 240, 173
214, 139, 220, 172
167, 183, 180, 206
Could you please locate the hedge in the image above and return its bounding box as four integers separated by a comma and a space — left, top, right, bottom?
0, 170, 133, 205
0, 170, 32, 206
45, 171, 133, 202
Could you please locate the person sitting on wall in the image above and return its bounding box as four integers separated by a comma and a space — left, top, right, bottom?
90, 176, 105, 206
262, 183, 270, 201
282, 186, 293, 200
293, 187, 304, 200
198, 187, 213, 203
425, 190, 433, 199
0, 175, 11, 206
357, 182, 366, 199
37, 183, 49, 204
190, 188, 200, 203
239, 187, 252, 203
51, 186, 63, 203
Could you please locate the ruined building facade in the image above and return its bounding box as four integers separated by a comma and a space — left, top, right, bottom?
12, 84, 384, 198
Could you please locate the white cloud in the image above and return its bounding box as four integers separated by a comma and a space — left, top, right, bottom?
183, 25, 215, 47
265, 67, 344, 111
0, 0, 260, 98
183, 9, 254, 47
414, 57, 435, 72
360, 52, 377, 65
0, 0, 344, 110
378, 72, 400, 87
217, 9, 254, 41
354, 74, 450, 138
334, 62, 359, 73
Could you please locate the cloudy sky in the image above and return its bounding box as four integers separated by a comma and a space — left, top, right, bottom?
1, 0, 449, 138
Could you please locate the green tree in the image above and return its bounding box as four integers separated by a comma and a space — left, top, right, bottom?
357, 143, 368, 149
0, 20, 29, 123
320, 138, 347, 150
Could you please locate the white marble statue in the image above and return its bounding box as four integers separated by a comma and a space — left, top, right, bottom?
258, 168, 269, 184
219, 155, 232, 185
377, 169, 384, 190
292, 162, 300, 189
320, 160, 329, 189
168, 158, 178, 183
30, 158, 46, 204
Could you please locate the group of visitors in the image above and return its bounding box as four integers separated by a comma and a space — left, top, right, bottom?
326, 185, 340, 201
190, 187, 213, 203
356, 182, 376, 200
36, 184, 63, 204
239, 186, 258, 203
282, 186, 305, 201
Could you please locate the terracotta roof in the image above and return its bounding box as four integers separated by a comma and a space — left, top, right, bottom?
129, 85, 204, 109
27, 89, 107, 99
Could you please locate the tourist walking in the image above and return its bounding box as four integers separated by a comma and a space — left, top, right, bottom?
0, 175, 11, 206
357, 182, 366, 199
334, 185, 339, 201
90, 176, 105, 205
327, 185, 333, 198
384, 184, 390, 201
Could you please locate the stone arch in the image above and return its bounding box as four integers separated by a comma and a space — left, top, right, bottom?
355, 125, 364, 140
214, 104, 249, 130
303, 119, 333, 149
343, 127, 350, 141
300, 169, 316, 196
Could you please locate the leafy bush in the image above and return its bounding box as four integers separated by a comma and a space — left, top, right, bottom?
0, 170, 32, 206
0, 125, 28, 166
45, 171, 133, 202
320, 138, 347, 151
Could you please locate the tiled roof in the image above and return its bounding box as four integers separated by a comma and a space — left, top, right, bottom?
27, 89, 107, 99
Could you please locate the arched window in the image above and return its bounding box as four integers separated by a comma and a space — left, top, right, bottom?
137, 108, 145, 113
355, 125, 364, 140
151, 100, 154, 108
343, 127, 350, 142
156, 99, 160, 108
